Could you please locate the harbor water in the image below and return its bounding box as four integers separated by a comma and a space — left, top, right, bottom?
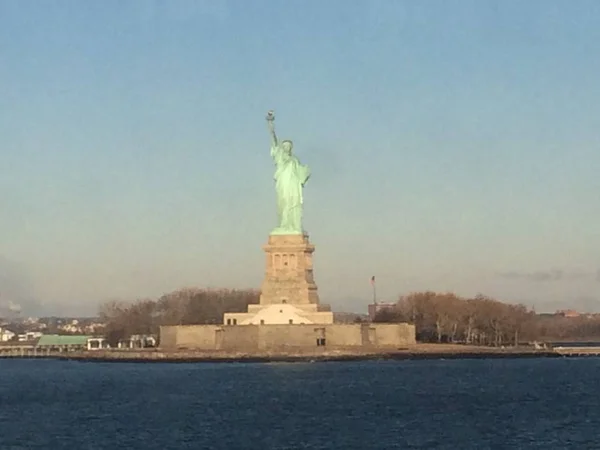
0, 358, 598, 449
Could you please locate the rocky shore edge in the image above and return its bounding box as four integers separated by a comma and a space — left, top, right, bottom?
55, 344, 563, 363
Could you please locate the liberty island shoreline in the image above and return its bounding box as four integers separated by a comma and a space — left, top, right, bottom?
64, 345, 562, 363
3, 343, 588, 363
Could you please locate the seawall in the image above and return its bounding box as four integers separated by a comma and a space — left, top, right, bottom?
48, 344, 562, 363
9, 344, 597, 363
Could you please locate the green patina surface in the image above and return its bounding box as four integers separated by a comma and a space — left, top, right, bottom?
266, 111, 310, 235
36, 335, 91, 346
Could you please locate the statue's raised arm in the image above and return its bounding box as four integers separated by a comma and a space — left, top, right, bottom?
266, 110, 278, 148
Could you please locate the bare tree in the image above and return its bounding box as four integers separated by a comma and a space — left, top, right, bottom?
98, 288, 259, 344
372, 290, 545, 347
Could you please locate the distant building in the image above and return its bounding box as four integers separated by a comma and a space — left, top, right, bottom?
368, 302, 396, 321
556, 309, 580, 318
17, 331, 43, 342
59, 323, 83, 334
83, 322, 105, 334
0, 327, 16, 342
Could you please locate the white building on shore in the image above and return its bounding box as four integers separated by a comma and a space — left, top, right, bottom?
0, 327, 16, 342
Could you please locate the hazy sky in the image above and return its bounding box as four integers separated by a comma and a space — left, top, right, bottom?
1, 0, 599, 316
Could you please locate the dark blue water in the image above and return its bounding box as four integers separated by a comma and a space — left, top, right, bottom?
0, 358, 598, 449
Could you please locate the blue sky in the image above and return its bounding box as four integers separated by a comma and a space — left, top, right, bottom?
1, 0, 599, 315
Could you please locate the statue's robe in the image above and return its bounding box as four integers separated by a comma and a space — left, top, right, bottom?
271, 144, 310, 234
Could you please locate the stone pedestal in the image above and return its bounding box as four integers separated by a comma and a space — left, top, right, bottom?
259, 233, 319, 305
223, 233, 333, 325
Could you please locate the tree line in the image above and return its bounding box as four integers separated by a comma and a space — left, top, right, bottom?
373, 291, 600, 345
99, 288, 258, 346
98, 287, 600, 347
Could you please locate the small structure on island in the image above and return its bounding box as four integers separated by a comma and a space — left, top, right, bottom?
87, 337, 110, 351
117, 334, 157, 349
160, 111, 415, 351
36, 334, 92, 352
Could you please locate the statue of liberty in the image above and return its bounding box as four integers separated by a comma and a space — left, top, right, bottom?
266, 111, 310, 235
